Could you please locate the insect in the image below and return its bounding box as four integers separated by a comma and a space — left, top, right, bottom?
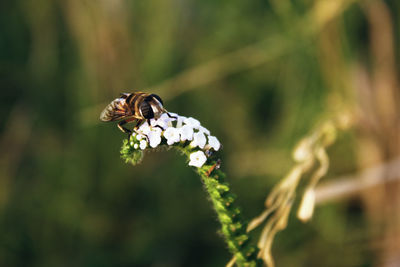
100, 92, 173, 133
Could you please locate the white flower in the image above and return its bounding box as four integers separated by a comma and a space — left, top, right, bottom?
208, 136, 221, 151
180, 125, 194, 141
184, 117, 201, 129
139, 140, 147, 150
190, 132, 207, 149
130, 112, 219, 155
163, 127, 180, 145
138, 121, 151, 135
188, 151, 207, 168
148, 128, 162, 148
176, 115, 187, 128
198, 126, 210, 135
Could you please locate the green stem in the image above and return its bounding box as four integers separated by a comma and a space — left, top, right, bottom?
195, 162, 260, 267
121, 140, 260, 266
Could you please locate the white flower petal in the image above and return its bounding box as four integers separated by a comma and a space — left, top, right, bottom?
150, 118, 158, 127
152, 127, 162, 135
190, 132, 207, 149
184, 117, 201, 129
148, 130, 162, 148
198, 126, 211, 135
208, 136, 221, 151
188, 151, 207, 168
163, 127, 180, 145
179, 125, 194, 141
138, 121, 151, 135
133, 143, 139, 149
139, 140, 147, 150
176, 116, 187, 128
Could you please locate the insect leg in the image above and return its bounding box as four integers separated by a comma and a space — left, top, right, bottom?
118, 120, 132, 134
154, 125, 165, 130
146, 119, 165, 131
206, 159, 222, 177
166, 112, 178, 119
133, 119, 144, 131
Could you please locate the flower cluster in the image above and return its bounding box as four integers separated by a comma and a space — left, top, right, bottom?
129, 113, 221, 168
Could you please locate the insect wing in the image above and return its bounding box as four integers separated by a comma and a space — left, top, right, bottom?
100, 97, 131, 122
119, 93, 131, 99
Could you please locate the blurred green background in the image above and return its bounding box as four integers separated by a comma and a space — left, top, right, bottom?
1, 0, 400, 266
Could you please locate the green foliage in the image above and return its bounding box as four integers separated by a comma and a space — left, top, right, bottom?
120, 139, 144, 165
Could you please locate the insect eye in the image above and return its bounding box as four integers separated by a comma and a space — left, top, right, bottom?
150, 94, 163, 105
140, 102, 154, 119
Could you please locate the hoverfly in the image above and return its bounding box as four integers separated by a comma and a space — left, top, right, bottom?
100, 92, 174, 133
